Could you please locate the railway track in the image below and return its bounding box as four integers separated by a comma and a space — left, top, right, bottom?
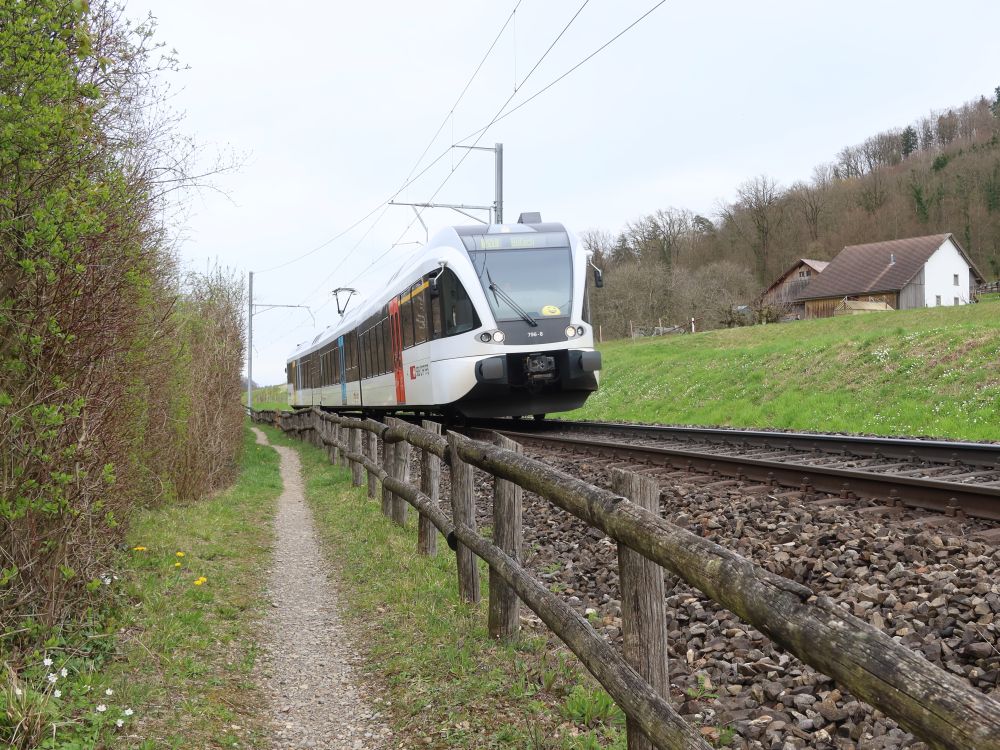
464, 419, 1000, 523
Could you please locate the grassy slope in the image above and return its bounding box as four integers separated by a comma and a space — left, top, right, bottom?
575, 297, 1000, 441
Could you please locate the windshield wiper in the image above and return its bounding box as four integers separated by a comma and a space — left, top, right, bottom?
486, 268, 537, 327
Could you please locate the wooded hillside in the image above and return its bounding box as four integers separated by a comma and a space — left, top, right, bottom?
586, 88, 1000, 338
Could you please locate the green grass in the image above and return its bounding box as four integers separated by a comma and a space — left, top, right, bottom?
108, 427, 282, 749
1, 429, 282, 750
575, 298, 1000, 441
258, 424, 627, 749
245, 384, 288, 412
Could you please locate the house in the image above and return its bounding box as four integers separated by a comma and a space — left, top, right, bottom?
759, 259, 830, 318
796, 234, 985, 319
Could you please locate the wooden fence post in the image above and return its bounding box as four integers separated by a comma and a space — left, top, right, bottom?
489, 433, 522, 641
350, 426, 364, 487
337, 423, 348, 468
611, 469, 669, 750
448, 432, 480, 604
366, 429, 378, 499
381, 435, 395, 518
418, 421, 442, 556
391, 424, 411, 526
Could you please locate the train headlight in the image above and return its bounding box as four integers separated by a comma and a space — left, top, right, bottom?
479, 332, 492, 343
576, 326, 585, 336
492, 330, 505, 343
565, 325, 577, 338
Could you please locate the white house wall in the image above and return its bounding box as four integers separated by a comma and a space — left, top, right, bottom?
923, 238, 971, 306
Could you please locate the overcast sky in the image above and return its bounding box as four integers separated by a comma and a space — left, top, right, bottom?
124, 0, 1000, 386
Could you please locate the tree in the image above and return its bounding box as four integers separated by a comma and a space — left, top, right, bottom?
722, 175, 786, 282
901, 125, 919, 158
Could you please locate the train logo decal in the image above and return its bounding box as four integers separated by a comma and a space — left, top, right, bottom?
541, 305, 561, 316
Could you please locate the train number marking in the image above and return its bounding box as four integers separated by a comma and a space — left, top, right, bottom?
527, 331, 544, 338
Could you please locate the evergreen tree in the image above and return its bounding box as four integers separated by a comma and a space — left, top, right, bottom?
901, 125, 919, 158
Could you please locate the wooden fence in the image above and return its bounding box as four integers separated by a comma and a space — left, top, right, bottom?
251, 407, 1000, 750
977, 280, 1000, 295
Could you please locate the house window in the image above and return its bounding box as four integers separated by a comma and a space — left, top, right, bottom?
798, 270, 811, 278
954, 297, 959, 306
935, 295, 941, 306
953, 274, 959, 286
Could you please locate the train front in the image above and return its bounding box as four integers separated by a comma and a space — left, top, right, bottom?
453, 222, 601, 418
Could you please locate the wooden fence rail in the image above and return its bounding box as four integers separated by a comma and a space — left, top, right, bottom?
250, 407, 1000, 750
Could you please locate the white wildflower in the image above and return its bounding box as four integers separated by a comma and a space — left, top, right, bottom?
47, 673, 58, 684
14, 687, 22, 696
124, 708, 133, 716
60, 668, 68, 677
105, 688, 114, 696
54, 690, 61, 698
43, 657, 53, 666
96, 704, 107, 713
116, 718, 124, 727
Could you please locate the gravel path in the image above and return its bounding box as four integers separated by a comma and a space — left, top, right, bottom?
251, 427, 393, 750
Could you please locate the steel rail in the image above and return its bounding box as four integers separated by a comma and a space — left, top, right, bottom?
466, 418, 1000, 467
488, 430, 1000, 522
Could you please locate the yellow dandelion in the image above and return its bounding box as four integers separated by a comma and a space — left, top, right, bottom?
132, 546, 147, 552
174, 562, 181, 568
175, 551, 185, 557
193, 576, 207, 586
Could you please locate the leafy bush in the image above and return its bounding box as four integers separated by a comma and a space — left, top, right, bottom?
0, 1, 243, 643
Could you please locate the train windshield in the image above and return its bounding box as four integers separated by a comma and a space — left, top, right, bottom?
468, 246, 573, 323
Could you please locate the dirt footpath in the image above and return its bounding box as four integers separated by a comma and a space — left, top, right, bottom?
251, 427, 392, 750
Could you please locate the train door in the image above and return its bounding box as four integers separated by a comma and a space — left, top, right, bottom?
388, 298, 406, 404
337, 335, 347, 406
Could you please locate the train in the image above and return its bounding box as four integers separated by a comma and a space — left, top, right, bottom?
285, 215, 602, 419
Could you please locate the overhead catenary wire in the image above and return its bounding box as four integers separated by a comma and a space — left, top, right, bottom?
255, 1, 523, 276
260, 0, 669, 354
455, 0, 670, 146
266, 0, 589, 335
342, 0, 594, 291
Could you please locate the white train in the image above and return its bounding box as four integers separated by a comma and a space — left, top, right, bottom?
286, 216, 602, 419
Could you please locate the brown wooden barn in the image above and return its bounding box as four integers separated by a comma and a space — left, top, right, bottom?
796, 234, 985, 319
759, 259, 830, 318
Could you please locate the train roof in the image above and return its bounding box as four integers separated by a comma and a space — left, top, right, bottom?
287, 220, 569, 362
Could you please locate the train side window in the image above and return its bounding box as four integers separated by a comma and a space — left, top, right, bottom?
440, 268, 480, 336
382, 318, 392, 373
375, 321, 385, 374
359, 332, 366, 379
430, 282, 442, 340
365, 329, 373, 378
412, 283, 428, 345
400, 293, 414, 350
348, 332, 358, 379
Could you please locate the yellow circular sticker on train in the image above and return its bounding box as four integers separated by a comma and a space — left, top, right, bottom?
541, 305, 561, 316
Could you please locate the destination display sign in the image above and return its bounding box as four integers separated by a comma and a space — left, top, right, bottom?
462, 231, 569, 252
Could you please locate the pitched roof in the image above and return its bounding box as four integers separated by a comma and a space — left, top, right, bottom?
802, 259, 830, 274
761, 258, 830, 297
797, 234, 980, 301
